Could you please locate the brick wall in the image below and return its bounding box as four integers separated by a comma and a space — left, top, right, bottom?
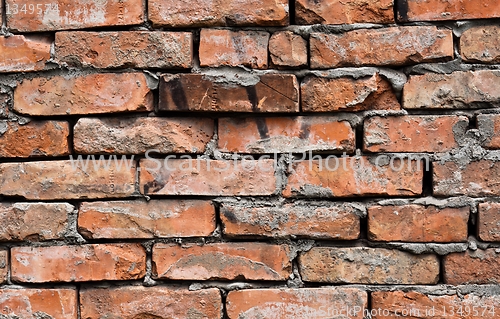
1, 0, 500, 318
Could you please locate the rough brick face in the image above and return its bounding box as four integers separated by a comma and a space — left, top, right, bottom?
444, 249, 500, 285
11, 244, 146, 283
0, 35, 51, 73
218, 116, 355, 154
78, 200, 216, 239
478, 114, 500, 149
478, 202, 500, 241
269, 31, 307, 68
0, 289, 77, 318
461, 26, 500, 63
0, 250, 7, 283
400, 0, 500, 22
153, 243, 291, 281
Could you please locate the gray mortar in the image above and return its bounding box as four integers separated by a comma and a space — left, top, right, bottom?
197, 67, 262, 87
62, 206, 86, 244
143, 70, 159, 90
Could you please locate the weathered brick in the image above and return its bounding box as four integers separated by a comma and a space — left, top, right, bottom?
148, 0, 288, 27
0, 250, 7, 283
400, 0, 500, 22
444, 249, 500, 285
80, 286, 221, 319
0, 202, 73, 241
299, 247, 439, 284
478, 202, 500, 242
55, 31, 193, 69
0, 160, 135, 200
221, 202, 360, 239
0, 289, 77, 318
363, 116, 468, 153
14, 73, 153, 116
153, 243, 291, 281
199, 29, 269, 69
296, 0, 393, 25
434, 160, 500, 196
461, 26, 500, 63
218, 116, 355, 153
283, 157, 424, 198
310, 27, 453, 68
140, 159, 276, 196
74, 117, 214, 154
269, 31, 307, 68
0, 120, 69, 157
159, 73, 299, 113
368, 205, 469, 242
6, 0, 144, 32
79, 200, 215, 239
0, 35, 51, 73
227, 287, 367, 319
11, 244, 146, 283
403, 70, 500, 109
478, 114, 500, 149
301, 74, 401, 112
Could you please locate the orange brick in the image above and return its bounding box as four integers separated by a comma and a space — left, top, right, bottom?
0, 35, 50, 73
11, 244, 146, 283
478, 202, 500, 241
269, 31, 307, 68
400, 0, 500, 22
0, 289, 77, 318
461, 26, 500, 64
478, 114, 500, 149
444, 249, 500, 285
0, 250, 7, 284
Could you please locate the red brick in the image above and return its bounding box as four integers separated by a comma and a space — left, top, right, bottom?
78, 200, 215, 239
227, 287, 367, 319
0, 35, 51, 73
301, 74, 401, 112
0, 289, 77, 318
368, 205, 469, 242
149, 0, 288, 27
310, 27, 453, 68
218, 116, 355, 154
153, 242, 291, 281
0, 202, 73, 241
0, 250, 7, 283
461, 26, 500, 63
11, 244, 146, 283
14, 73, 153, 116
269, 31, 307, 68
159, 73, 299, 113
283, 157, 424, 198
296, 0, 393, 24
6, 0, 144, 32
478, 114, 500, 149
199, 29, 269, 69
74, 117, 214, 154
434, 160, 500, 196
80, 286, 221, 319
0, 160, 135, 200
403, 70, 500, 109
400, 0, 500, 22
299, 247, 439, 284
221, 202, 360, 239
364, 116, 468, 153
55, 31, 193, 69
444, 249, 500, 285
140, 159, 276, 196
478, 202, 500, 241
0, 120, 69, 157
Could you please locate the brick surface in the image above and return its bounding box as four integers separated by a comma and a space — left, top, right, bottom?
79, 200, 215, 239
368, 205, 469, 242
299, 247, 439, 284
0, 120, 69, 157
310, 27, 453, 68
149, 0, 288, 27
159, 73, 299, 113
478, 114, 500, 149
301, 74, 401, 112
461, 26, 500, 63
403, 70, 500, 109
296, 0, 393, 25
11, 244, 146, 283
0, 35, 51, 73
153, 243, 291, 281
0, 202, 73, 241
283, 157, 424, 198
269, 31, 307, 68
0, 160, 136, 200
74, 117, 214, 154
140, 159, 276, 196
0, 250, 7, 284
221, 202, 360, 239
444, 249, 500, 285
364, 116, 468, 153
218, 116, 355, 154
80, 286, 221, 319
227, 287, 367, 319
0, 289, 77, 318
478, 202, 500, 241
199, 29, 269, 69
400, 0, 500, 22
14, 73, 153, 116
55, 31, 193, 69
6, 0, 144, 32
